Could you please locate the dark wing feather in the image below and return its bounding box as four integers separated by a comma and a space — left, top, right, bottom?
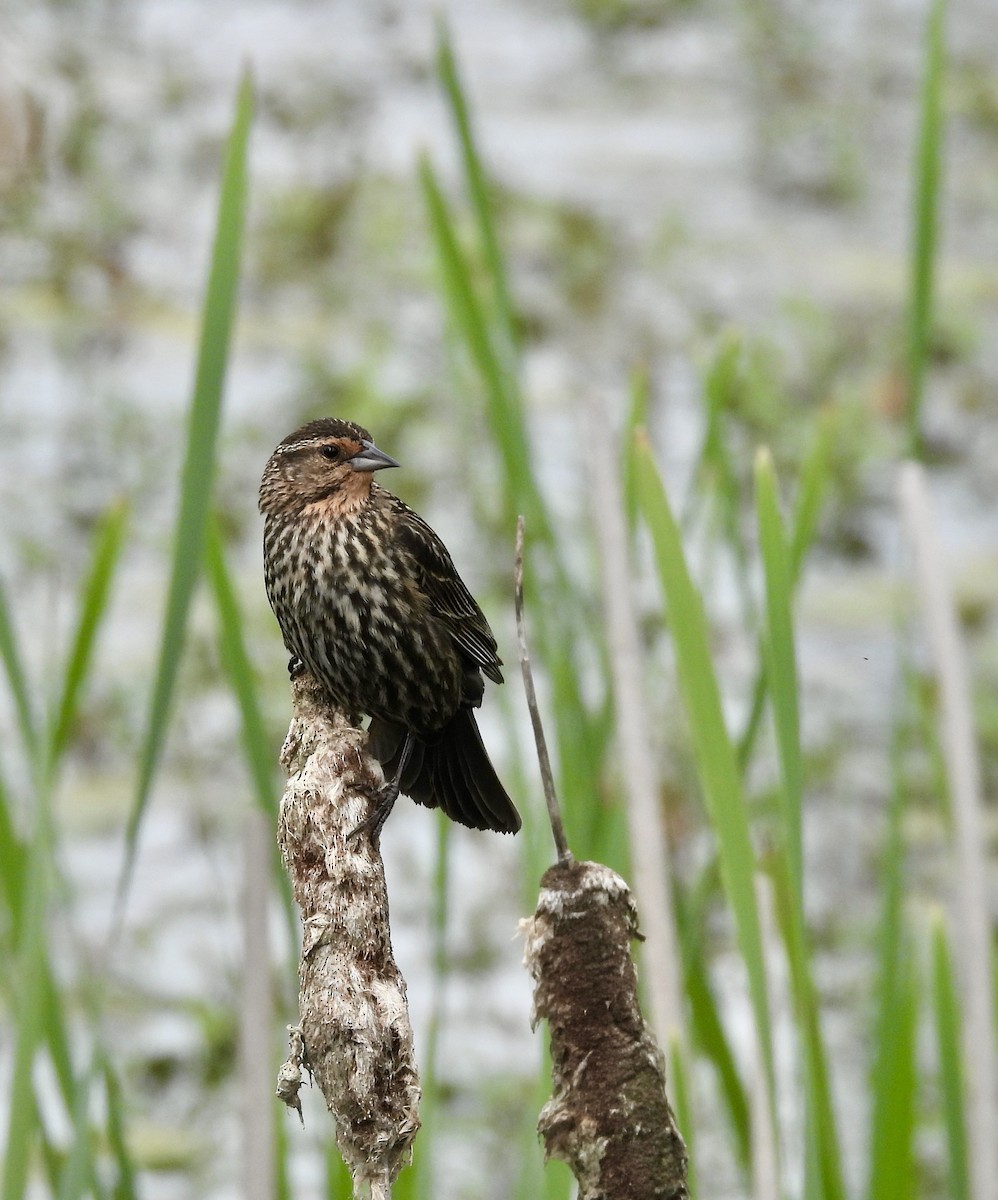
393, 500, 504, 685
367, 714, 521, 833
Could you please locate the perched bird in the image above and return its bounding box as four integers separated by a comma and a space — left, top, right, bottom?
259, 418, 521, 839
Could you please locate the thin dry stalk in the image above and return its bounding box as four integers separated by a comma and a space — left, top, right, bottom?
899, 461, 997, 1200
275, 674, 420, 1200
582, 387, 686, 1052
514, 515, 570, 863
241, 808, 275, 1200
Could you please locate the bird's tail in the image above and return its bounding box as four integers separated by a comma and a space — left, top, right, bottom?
367, 711, 521, 834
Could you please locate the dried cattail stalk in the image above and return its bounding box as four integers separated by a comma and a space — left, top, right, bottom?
275, 674, 420, 1200
522, 858, 689, 1200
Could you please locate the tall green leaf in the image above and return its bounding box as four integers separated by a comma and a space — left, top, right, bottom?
2, 817, 51, 1200
204, 518, 298, 950
907, 0, 946, 456
770, 853, 846, 1200
204, 519, 277, 818
48, 500, 130, 770
418, 155, 545, 543
436, 18, 516, 354
0, 767, 25, 918
119, 70, 253, 901
787, 408, 834, 585
633, 433, 776, 1118
676, 867, 751, 1172
100, 1045, 140, 1200
738, 410, 833, 773
668, 1040, 696, 1199
866, 950, 919, 1200
755, 449, 803, 900
0, 577, 39, 764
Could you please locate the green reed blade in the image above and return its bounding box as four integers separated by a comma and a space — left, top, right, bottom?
787, 409, 834, 587
436, 18, 517, 354
120, 70, 253, 902
2, 822, 51, 1200
907, 0, 946, 457
99, 1044, 139, 1200
771, 852, 846, 1200
0, 767, 25, 921
677, 868, 751, 1171
633, 433, 776, 1116
204, 519, 277, 816
0, 577, 39, 763
204, 517, 298, 945
419, 155, 547, 544
755, 449, 803, 901
48, 500, 129, 771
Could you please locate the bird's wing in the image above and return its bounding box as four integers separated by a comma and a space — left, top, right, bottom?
393, 500, 504, 685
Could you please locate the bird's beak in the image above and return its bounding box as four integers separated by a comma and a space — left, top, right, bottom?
350, 440, 400, 473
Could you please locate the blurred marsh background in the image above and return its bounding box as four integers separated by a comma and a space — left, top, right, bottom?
1, 1, 997, 1198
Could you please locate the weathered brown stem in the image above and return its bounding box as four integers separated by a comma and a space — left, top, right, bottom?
275, 674, 420, 1200
514, 519, 688, 1199
522, 859, 689, 1200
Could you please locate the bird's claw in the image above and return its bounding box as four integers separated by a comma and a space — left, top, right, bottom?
346, 781, 400, 846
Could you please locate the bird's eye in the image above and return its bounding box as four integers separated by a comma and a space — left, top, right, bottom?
320, 444, 340, 461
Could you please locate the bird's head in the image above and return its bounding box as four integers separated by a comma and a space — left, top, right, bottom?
258, 419, 399, 516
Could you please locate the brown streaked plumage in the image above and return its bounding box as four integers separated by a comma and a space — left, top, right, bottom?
259, 418, 521, 838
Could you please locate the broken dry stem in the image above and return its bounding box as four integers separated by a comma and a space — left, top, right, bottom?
522, 859, 688, 1200
276, 675, 420, 1199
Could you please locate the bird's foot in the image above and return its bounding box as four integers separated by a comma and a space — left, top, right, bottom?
346, 781, 400, 846
287, 655, 306, 680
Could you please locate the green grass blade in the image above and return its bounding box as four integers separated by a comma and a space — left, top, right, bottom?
419, 155, 546, 542
691, 336, 748, 574
866, 950, 919, 1200
907, 0, 946, 457
40, 971, 78, 1140
325, 1144, 353, 1198
758, 453, 845, 1200
1, 771, 99, 1188
867, 718, 915, 1200
685, 954, 750, 1169
204, 519, 276, 817
435, 18, 516, 353
677, 873, 751, 1171
99, 1044, 140, 1200
788, 409, 834, 586
668, 1040, 696, 1199
2, 824, 51, 1200
931, 913, 970, 1200
755, 448, 803, 900
0, 767, 26, 919
738, 410, 832, 773
633, 432, 776, 1113
770, 852, 846, 1200
48, 500, 130, 771
622, 365, 650, 529
56, 1057, 97, 1200
0, 577, 39, 763
274, 1093, 292, 1200
204, 518, 298, 943
120, 70, 253, 898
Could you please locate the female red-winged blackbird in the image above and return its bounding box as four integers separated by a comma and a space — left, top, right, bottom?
260, 418, 521, 839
